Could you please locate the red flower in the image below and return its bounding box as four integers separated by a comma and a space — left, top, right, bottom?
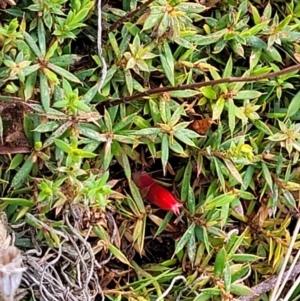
132, 171, 183, 215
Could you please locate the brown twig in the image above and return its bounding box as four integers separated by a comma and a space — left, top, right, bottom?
237, 262, 300, 301
102, 0, 155, 37
97, 63, 300, 109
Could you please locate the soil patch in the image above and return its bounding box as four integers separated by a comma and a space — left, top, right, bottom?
0, 102, 29, 148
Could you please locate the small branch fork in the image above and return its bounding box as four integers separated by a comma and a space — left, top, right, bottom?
97, 63, 300, 109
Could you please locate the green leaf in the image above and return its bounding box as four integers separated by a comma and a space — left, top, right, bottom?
38, 18, 46, 56
78, 125, 107, 142
213, 97, 225, 120
187, 185, 195, 215
187, 231, 196, 264
234, 90, 262, 99
224, 264, 231, 292
159, 98, 169, 124
39, 70, 50, 112
176, 2, 206, 13
0, 197, 34, 207
261, 162, 273, 191
45, 41, 58, 61
119, 149, 132, 179
228, 99, 236, 134
48, 63, 81, 83
72, 6, 93, 24
169, 139, 186, 155
108, 32, 121, 59
157, 12, 169, 37
160, 41, 175, 86
161, 134, 169, 176
230, 283, 253, 296
10, 154, 34, 189
231, 254, 261, 262
200, 86, 216, 100
143, 8, 164, 31
0, 116, 3, 145
34, 121, 59, 133
174, 128, 200, 138
230, 40, 244, 57
93, 225, 110, 242
169, 90, 200, 98
243, 165, 255, 189
113, 113, 136, 132
125, 69, 133, 95
241, 21, 269, 37
223, 158, 243, 186
114, 135, 136, 144
214, 247, 226, 276
180, 161, 192, 201
193, 290, 221, 301
24, 32, 42, 58
42, 121, 73, 149
109, 243, 132, 266
136, 215, 146, 256
135, 128, 161, 135
24, 72, 37, 101
181, 161, 192, 202
49, 54, 82, 67
213, 157, 225, 191
277, 14, 292, 31
250, 4, 262, 25
129, 179, 146, 213
253, 119, 273, 135
174, 131, 198, 147
170, 105, 185, 126
154, 211, 173, 237
223, 56, 232, 78
191, 29, 227, 46
79, 150, 97, 158
8, 154, 24, 171
204, 192, 236, 210
287, 90, 300, 118
174, 222, 195, 254
54, 139, 72, 153
82, 83, 99, 104
75, 101, 91, 113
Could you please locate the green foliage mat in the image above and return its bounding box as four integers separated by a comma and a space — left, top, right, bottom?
1, 0, 300, 300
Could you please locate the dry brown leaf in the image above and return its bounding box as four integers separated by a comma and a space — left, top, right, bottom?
190, 118, 213, 135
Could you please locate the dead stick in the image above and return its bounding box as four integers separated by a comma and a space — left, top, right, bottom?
97, 63, 300, 109
237, 263, 300, 301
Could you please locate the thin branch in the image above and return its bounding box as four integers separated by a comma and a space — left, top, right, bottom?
102, 0, 156, 37
97, 63, 300, 109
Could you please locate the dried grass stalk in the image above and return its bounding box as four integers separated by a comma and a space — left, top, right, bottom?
0, 247, 26, 301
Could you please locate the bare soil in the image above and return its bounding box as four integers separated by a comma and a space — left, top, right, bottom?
0, 102, 29, 147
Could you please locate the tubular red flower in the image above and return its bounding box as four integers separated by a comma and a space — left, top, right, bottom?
132, 171, 183, 215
